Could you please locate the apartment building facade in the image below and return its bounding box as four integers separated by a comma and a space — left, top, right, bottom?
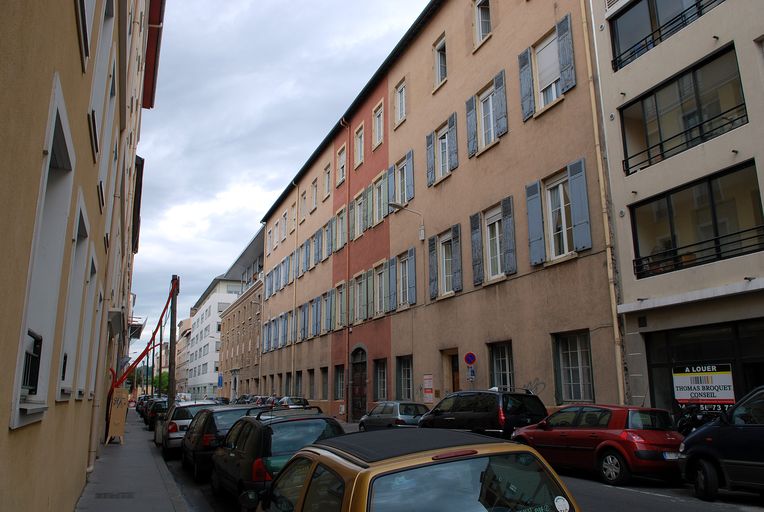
260, 0, 622, 421
176, 318, 191, 393
590, 0, 764, 410
0, 1, 164, 509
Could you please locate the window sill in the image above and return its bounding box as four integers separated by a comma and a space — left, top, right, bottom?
393, 117, 406, 131
322, 193, 330, 203
309, 206, 317, 214
436, 291, 456, 302
432, 78, 447, 95
472, 33, 492, 54
396, 303, 410, 312
354, 160, 363, 170
19, 401, 48, 414
543, 251, 579, 268
372, 140, 383, 152
299, 218, 306, 225
336, 177, 345, 188
532, 95, 565, 120
482, 274, 507, 288
433, 171, 452, 187
475, 138, 500, 158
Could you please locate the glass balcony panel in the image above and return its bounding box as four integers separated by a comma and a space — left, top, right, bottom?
671, 184, 715, 263
712, 164, 764, 257
696, 51, 745, 136
613, 0, 652, 63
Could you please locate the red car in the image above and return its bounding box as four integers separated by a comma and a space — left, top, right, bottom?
512, 404, 683, 485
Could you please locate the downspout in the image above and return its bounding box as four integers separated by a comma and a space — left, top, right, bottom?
259, 222, 265, 392
340, 116, 351, 422
290, 180, 299, 396
580, 0, 626, 405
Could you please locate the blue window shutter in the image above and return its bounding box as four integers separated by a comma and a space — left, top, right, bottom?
526, 181, 546, 265
428, 236, 438, 299
519, 48, 535, 121
386, 165, 395, 213
447, 112, 459, 171
348, 200, 355, 240
466, 96, 477, 158
493, 70, 508, 137
366, 270, 374, 319
388, 256, 397, 311
382, 171, 389, 218
501, 196, 518, 275
426, 131, 435, 187
557, 13, 576, 94
405, 150, 415, 202
407, 247, 416, 305
470, 213, 484, 286
451, 224, 463, 292
567, 158, 591, 251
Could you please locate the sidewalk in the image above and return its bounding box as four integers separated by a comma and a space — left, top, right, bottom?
76, 411, 188, 512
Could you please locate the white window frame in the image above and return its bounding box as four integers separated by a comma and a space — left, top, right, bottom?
534, 30, 561, 108
398, 356, 413, 400
336, 284, 345, 328
439, 231, 454, 295
475, 0, 492, 44
545, 173, 573, 259
375, 265, 385, 316
373, 101, 384, 148
334, 365, 345, 400
354, 124, 364, 167
395, 158, 407, 204
273, 222, 279, 249
300, 192, 307, 222
354, 195, 364, 239
375, 360, 388, 400
478, 86, 496, 149
337, 146, 346, 185
398, 253, 408, 306
557, 332, 594, 402
311, 179, 318, 211
435, 124, 449, 179
434, 35, 447, 86
484, 206, 503, 279
490, 342, 513, 388
290, 203, 296, 232
267, 229, 273, 254
281, 211, 287, 240
337, 208, 346, 247
323, 164, 331, 199
395, 80, 406, 124
354, 276, 364, 321
373, 178, 384, 225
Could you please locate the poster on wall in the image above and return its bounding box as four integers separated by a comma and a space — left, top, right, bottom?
672, 363, 735, 409
423, 374, 433, 404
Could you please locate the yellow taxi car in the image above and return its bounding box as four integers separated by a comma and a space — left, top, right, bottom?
239, 428, 579, 512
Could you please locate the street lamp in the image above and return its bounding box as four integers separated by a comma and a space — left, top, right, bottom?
388, 202, 425, 241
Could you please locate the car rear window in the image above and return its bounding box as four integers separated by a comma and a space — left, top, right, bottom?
628, 410, 673, 430
269, 420, 344, 456
399, 404, 429, 416
503, 395, 547, 417
174, 405, 208, 421
212, 409, 250, 430
369, 452, 573, 512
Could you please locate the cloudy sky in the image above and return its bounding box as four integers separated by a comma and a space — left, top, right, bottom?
131, 1, 429, 355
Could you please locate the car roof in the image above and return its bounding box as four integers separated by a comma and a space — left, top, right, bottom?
557, 403, 669, 413
173, 400, 217, 407
313, 429, 500, 464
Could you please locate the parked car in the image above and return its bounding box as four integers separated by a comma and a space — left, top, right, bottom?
418, 388, 547, 438
512, 404, 683, 485
181, 405, 269, 482
359, 401, 429, 430
679, 385, 764, 500
146, 399, 168, 431
211, 406, 344, 498
235, 394, 255, 404
214, 397, 230, 405
239, 428, 579, 512
276, 396, 310, 409
136, 395, 150, 418
159, 400, 217, 459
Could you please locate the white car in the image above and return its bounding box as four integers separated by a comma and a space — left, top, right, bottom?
160, 400, 216, 459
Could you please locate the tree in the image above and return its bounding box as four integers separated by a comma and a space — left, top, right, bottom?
152, 371, 169, 395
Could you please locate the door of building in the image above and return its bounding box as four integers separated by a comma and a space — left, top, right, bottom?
351, 348, 367, 422
451, 354, 460, 392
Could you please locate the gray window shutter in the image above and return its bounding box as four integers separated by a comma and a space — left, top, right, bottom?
359, 277, 367, 321
428, 236, 438, 299
382, 261, 389, 313
387, 165, 395, 213
557, 13, 576, 94
367, 185, 373, 229
466, 96, 477, 158
405, 150, 415, 202
407, 247, 416, 305
447, 112, 458, 171
325, 294, 331, 331
519, 48, 535, 121
382, 171, 389, 218
451, 223, 463, 293
299, 304, 305, 340
313, 232, 320, 264
501, 196, 517, 275
349, 283, 355, 324
526, 181, 546, 265
470, 213, 484, 286
296, 246, 302, 276
292, 308, 298, 341
567, 158, 591, 251
493, 70, 508, 137
349, 200, 355, 240
388, 256, 397, 311
330, 289, 336, 329
426, 131, 435, 187
328, 220, 334, 254
366, 270, 374, 319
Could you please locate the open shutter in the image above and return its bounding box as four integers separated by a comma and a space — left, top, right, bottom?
328, 220, 334, 254
382, 262, 389, 313
292, 309, 298, 342
466, 96, 477, 158
349, 200, 355, 240
359, 277, 367, 321
493, 70, 508, 137
526, 181, 546, 265
387, 165, 395, 213
428, 236, 438, 299
407, 247, 416, 305
557, 13, 576, 93
426, 132, 435, 187
299, 305, 305, 340
470, 213, 484, 286
405, 150, 414, 202
330, 289, 336, 330
447, 112, 459, 171
519, 48, 535, 121
366, 270, 374, 319
325, 294, 331, 332
382, 171, 389, 218
349, 282, 355, 324
501, 196, 518, 275
451, 224, 463, 293
388, 256, 397, 312
366, 186, 373, 231
567, 158, 591, 251
314, 231, 320, 264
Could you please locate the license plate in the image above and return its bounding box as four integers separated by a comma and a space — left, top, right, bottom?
663, 452, 679, 460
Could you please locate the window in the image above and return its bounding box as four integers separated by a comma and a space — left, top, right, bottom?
429, 226, 462, 299
478, 86, 495, 148
621, 48, 746, 175
434, 35, 447, 85
354, 125, 364, 167
354, 195, 364, 239
373, 178, 384, 224
303, 464, 345, 512
373, 102, 384, 147
489, 342, 513, 388
397, 356, 413, 400
267, 229, 273, 253
300, 192, 307, 221
398, 253, 409, 306
436, 125, 449, 179
631, 162, 763, 278
290, 203, 296, 232
311, 179, 318, 211
334, 365, 344, 400
354, 275, 365, 322
440, 232, 454, 294
337, 209, 346, 248
395, 80, 406, 123
324, 165, 331, 198
321, 367, 329, 400
545, 174, 573, 258
337, 146, 346, 185
375, 265, 385, 316
374, 359, 387, 400
555, 331, 594, 402
484, 206, 503, 279
475, 0, 492, 43
395, 158, 407, 203
534, 31, 560, 108
308, 369, 315, 400
270, 458, 312, 511
281, 211, 287, 240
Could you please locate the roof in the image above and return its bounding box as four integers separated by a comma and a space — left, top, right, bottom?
142, 0, 166, 108
313, 428, 500, 464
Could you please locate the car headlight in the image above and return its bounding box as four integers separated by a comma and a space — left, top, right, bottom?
679, 442, 685, 453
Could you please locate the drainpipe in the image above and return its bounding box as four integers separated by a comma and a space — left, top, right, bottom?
290, 180, 299, 396
86, 296, 111, 472
340, 116, 351, 422
580, 0, 626, 405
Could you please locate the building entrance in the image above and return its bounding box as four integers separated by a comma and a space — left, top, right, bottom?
351, 348, 367, 422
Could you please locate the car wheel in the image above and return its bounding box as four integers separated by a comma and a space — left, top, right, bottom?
358, 422, 366, 432
599, 450, 631, 485
694, 459, 719, 501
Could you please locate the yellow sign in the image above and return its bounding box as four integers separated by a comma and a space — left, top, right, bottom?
107, 388, 129, 443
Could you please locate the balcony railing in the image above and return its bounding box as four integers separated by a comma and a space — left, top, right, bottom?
21, 329, 43, 395
623, 103, 747, 175
634, 225, 764, 279
612, 0, 726, 71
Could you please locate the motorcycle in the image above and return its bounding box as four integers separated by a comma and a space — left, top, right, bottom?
674, 403, 723, 436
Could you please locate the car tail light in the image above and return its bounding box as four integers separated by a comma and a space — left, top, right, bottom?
202, 434, 215, 447
251, 458, 272, 482
498, 406, 506, 429
394, 419, 406, 425
168, 422, 179, 433
620, 431, 645, 443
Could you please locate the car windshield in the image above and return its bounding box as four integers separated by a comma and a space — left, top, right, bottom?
269, 420, 344, 456
369, 452, 571, 512
174, 405, 209, 421
212, 409, 249, 430
628, 410, 673, 430
503, 395, 547, 417
399, 404, 429, 416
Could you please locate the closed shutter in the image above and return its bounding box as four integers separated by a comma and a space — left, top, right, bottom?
299, 305, 305, 340
466, 96, 477, 158
349, 282, 355, 324
428, 236, 438, 299
366, 270, 374, 319
501, 196, 517, 275
365, 185, 373, 231
382, 171, 389, 218
296, 248, 301, 277
328, 220, 334, 254
382, 261, 389, 313
407, 247, 416, 305
451, 224, 463, 292
526, 181, 546, 265
493, 70, 508, 137
292, 308, 297, 342
447, 112, 458, 171
329, 289, 336, 330
405, 150, 414, 202
314, 231, 321, 263
387, 165, 395, 213
470, 213, 484, 286
567, 158, 591, 251
282, 315, 287, 347
325, 294, 331, 332
349, 200, 355, 240
359, 277, 367, 321
316, 299, 322, 336
426, 131, 435, 187
557, 14, 576, 93
519, 48, 535, 121
388, 256, 397, 312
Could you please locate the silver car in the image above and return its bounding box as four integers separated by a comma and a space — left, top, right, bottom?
160, 400, 216, 459
359, 401, 429, 431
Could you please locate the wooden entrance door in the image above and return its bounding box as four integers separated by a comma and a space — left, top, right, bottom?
351, 348, 367, 421
451, 354, 460, 392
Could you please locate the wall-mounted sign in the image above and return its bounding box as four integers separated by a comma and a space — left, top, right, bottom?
672, 363, 735, 405
423, 374, 433, 404
464, 352, 477, 366
467, 365, 476, 382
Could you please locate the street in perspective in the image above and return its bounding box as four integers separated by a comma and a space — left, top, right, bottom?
2, 0, 764, 511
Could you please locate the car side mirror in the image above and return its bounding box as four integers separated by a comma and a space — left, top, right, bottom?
538, 419, 550, 430
239, 490, 261, 511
